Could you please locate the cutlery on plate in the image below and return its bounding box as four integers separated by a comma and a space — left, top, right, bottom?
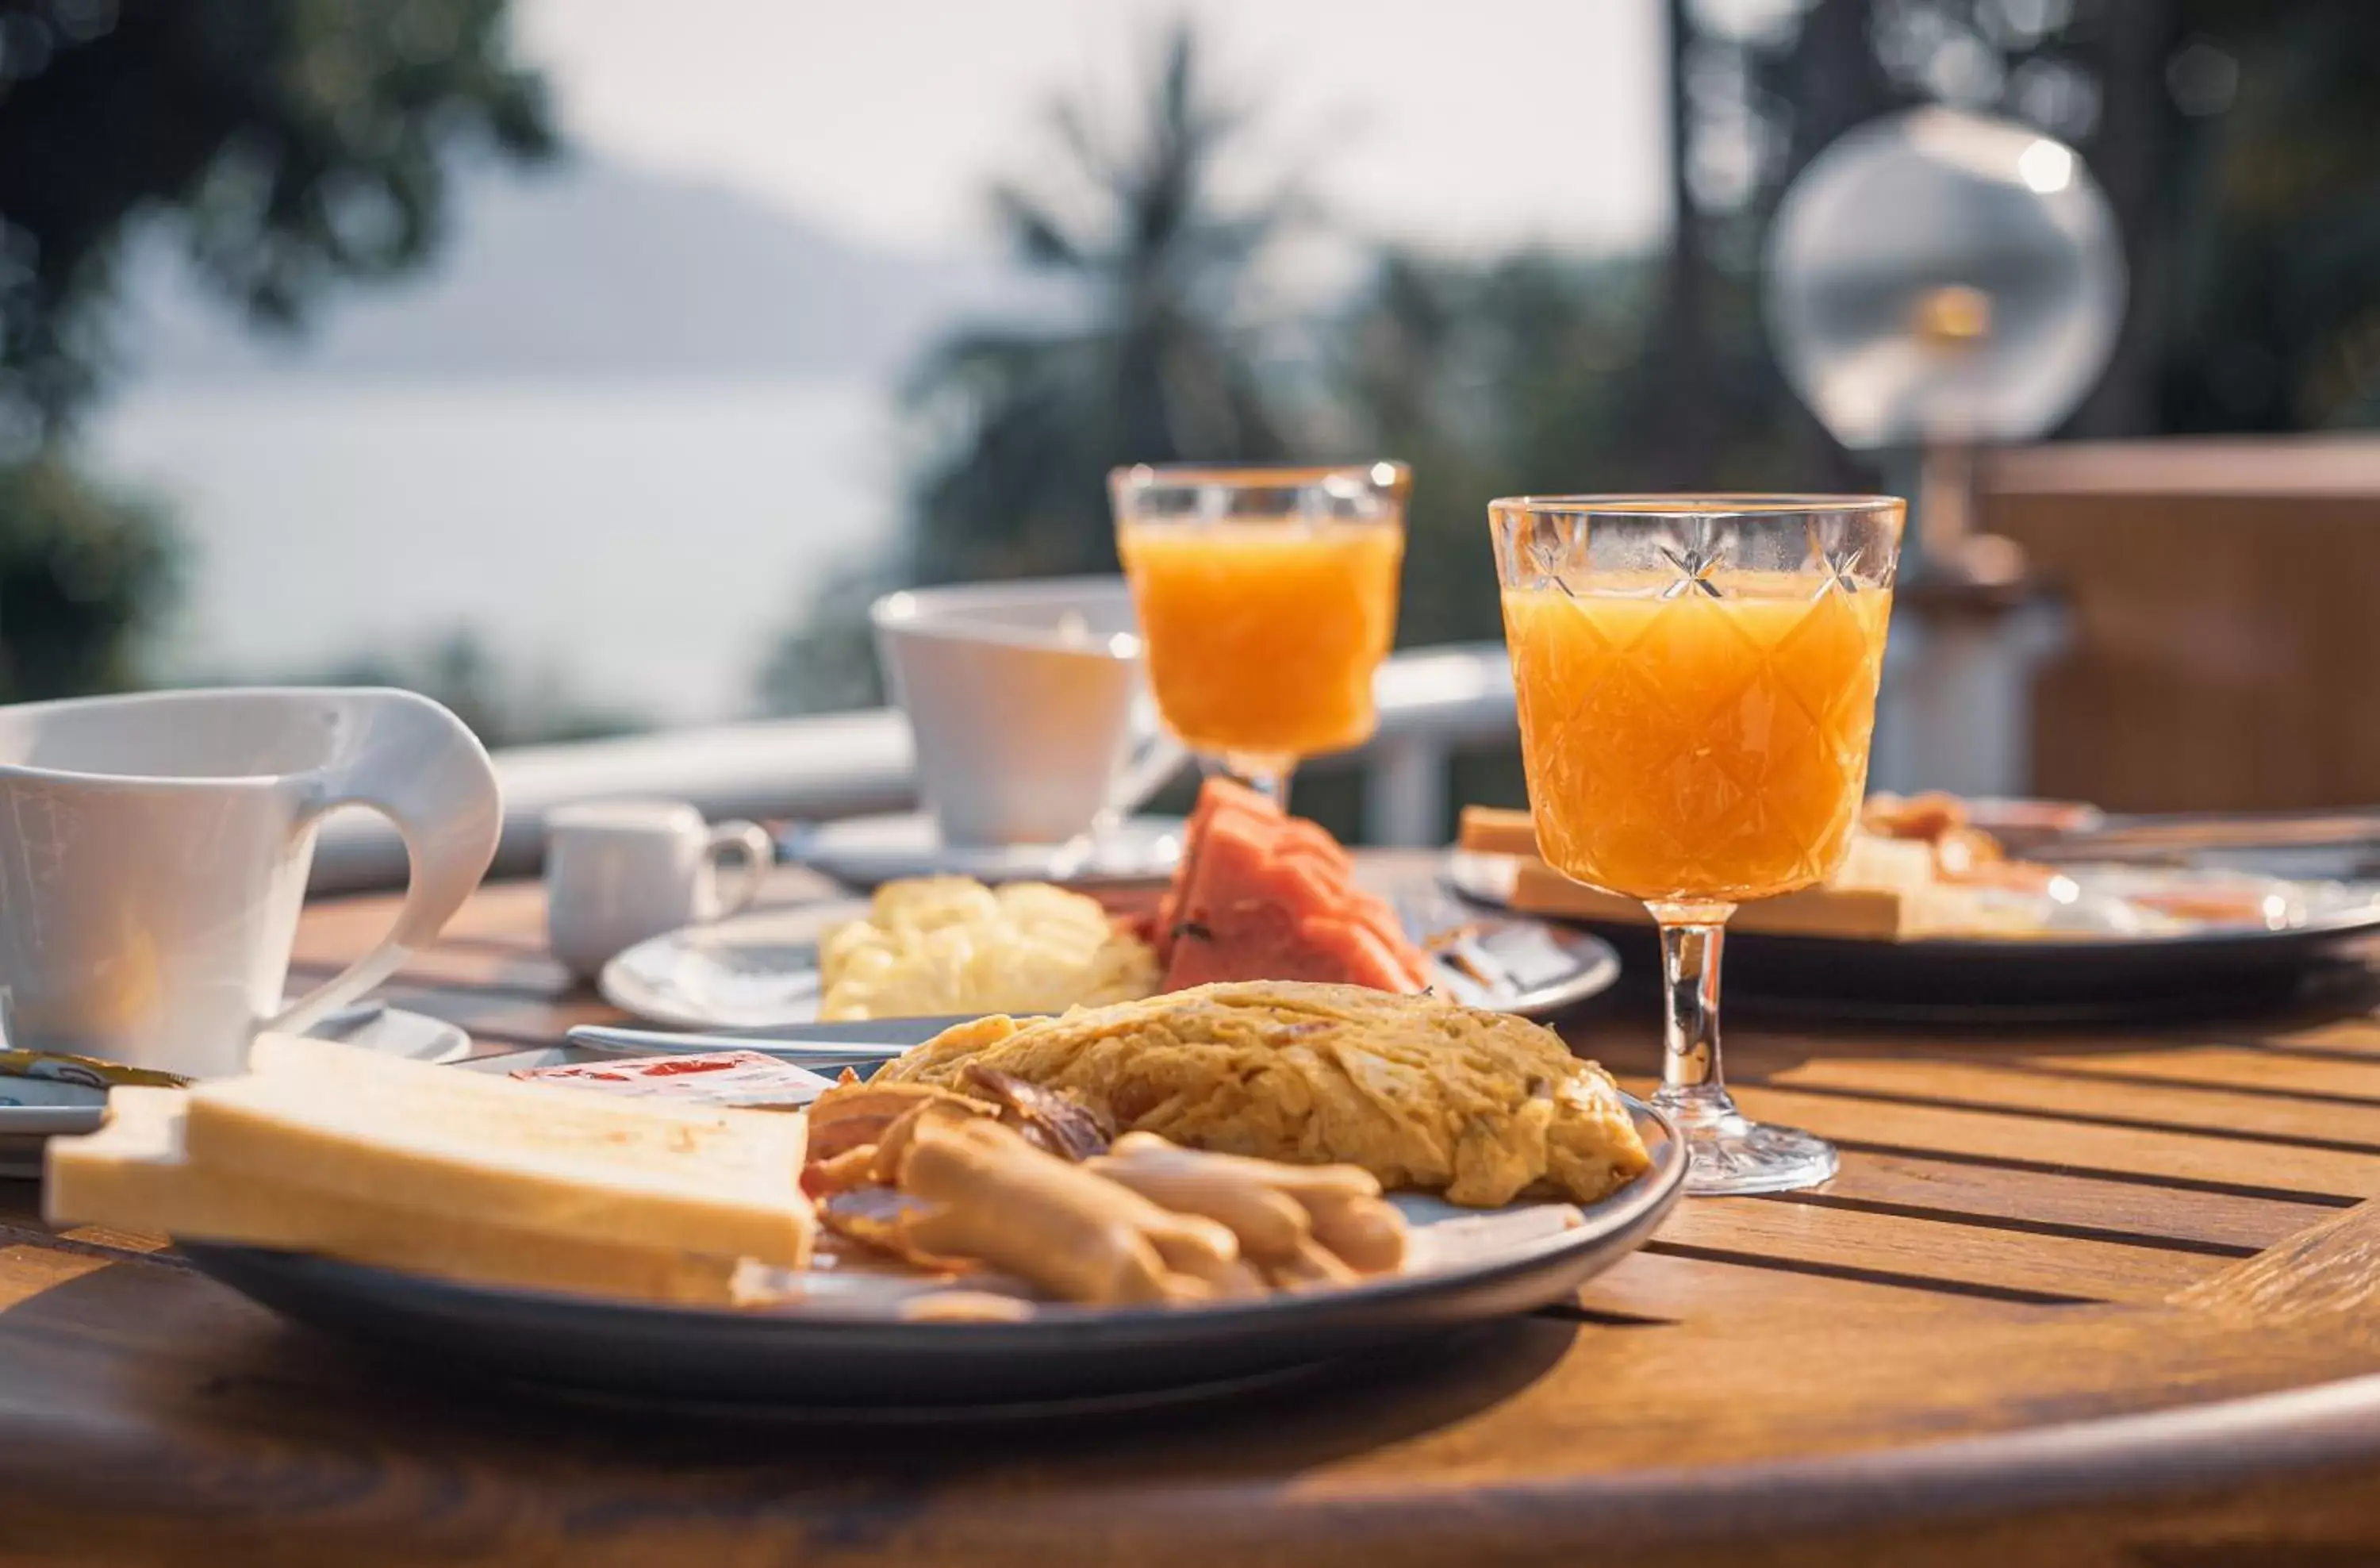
1393, 885, 1518, 996
2019, 809, 2380, 865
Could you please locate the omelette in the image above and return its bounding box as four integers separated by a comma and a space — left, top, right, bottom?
875, 982, 1650, 1208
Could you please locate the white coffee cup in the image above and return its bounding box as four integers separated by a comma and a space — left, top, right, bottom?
871, 578, 1185, 847
543, 800, 774, 980
0, 687, 502, 1079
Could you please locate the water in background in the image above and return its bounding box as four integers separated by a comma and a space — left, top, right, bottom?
87, 377, 898, 725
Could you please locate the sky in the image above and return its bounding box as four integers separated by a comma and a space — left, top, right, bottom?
512, 0, 1673, 263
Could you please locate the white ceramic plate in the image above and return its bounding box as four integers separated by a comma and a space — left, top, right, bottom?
599, 896, 1624, 1032
0, 1006, 471, 1179
778, 813, 1186, 888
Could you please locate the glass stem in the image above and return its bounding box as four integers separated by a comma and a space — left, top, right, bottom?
1649, 902, 1739, 1128
1222, 754, 1295, 810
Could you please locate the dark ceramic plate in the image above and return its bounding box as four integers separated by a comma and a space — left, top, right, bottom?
179, 1099, 1681, 1413
1579, 917, 2380, 1023
1445, 854, 2380, 1022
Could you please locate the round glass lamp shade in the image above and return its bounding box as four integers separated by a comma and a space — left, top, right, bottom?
1764, 106, 2125, 450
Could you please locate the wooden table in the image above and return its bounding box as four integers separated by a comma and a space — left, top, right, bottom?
8, 863, 2380, 1566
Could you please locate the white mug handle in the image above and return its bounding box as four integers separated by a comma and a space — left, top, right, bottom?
704, 820, 774, 918
1104, 703, 1188, 819
265, 690, 503, 1038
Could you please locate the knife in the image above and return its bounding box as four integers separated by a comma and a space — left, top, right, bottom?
2018, 809, 2380, 866
562, 1021, 941, 1065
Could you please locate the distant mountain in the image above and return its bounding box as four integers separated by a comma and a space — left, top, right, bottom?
125, 158, 1062, 384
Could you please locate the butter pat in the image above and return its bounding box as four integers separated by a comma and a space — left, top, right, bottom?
46, 1088, 750, 1305
183, 1036, 814, 1266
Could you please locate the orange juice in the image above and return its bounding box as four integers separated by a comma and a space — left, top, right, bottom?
1119, 521, 1403, 759
1502, 578, 1893, 904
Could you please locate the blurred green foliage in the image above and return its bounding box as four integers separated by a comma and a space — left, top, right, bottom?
317, 628, 643, 749
900, 24, 1300, 587
756, 22, 1848, 725
1333, 252, 1825, 658
0, 0, 550, 721
756, 24, 1306, 718
2155, 0, 2380, 430
0, 453, 176, 700
0, 0, 551, 434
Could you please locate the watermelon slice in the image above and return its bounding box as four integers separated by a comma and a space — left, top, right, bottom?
1155, 778, 1431, 993
1151, 776, 1273, 967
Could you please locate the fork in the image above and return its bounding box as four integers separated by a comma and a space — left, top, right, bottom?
1392, 884, 1518, 995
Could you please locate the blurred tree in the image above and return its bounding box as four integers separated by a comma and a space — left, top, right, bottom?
0, 452, 175, 700
0, 0, 552, 436
315, 627, 644, 748
1330, 244, 1825, 675
757, 20, 1307, 715
0, 0, 551, 705
901, 20, 1302, 585
1337, 253, 1657, 652
2154, 1, 2380, 431
750, 555, 904, 717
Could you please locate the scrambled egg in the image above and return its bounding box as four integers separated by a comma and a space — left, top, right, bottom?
818, 877, 1157, 1021
878, 981, 1652, 1207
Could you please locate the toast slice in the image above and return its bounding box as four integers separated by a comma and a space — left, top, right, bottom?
182, 1036, 812, 1265
1456, 806, 1927, 940
45, 1088, 752, 1305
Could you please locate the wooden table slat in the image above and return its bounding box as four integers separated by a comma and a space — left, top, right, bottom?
1570, 1247, 2050, 1323
1653, 1197, 2228, 1304
1794, 1149, 2332, 1253
2015, 1044, 2380, 1102
0, 1246, 112, 1310
2263, 1020, 2380, 1058
1768, 1056, 2380, 1150
1710, 1082, 2380, 1201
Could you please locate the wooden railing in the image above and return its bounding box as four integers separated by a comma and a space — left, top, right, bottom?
309, 644, 1522, 891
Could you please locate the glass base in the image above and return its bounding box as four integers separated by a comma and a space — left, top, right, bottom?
1651, 1085, 1838, 1196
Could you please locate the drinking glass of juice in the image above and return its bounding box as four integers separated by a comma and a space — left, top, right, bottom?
1111, 463, 1408, 803
1490, 494, 1905, 1195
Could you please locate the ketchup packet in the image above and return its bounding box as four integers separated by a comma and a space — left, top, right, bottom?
512, 1050, 833, 1111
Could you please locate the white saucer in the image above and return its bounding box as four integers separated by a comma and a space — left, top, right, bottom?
778, 813, 1184, 889
600, 902, 863, 1030
0, 1005, 470, 1179
599, 896, 1623, 1033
